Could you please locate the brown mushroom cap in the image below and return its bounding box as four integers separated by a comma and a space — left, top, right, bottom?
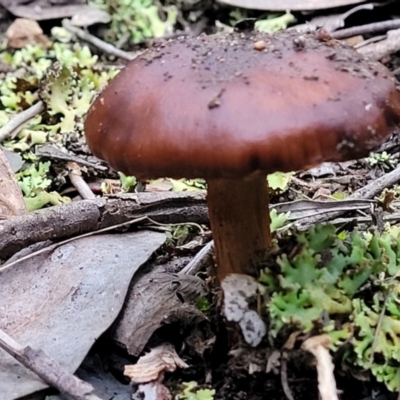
85, 30, 400, 180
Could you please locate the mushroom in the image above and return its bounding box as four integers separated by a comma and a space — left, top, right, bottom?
84, 30, 400, 282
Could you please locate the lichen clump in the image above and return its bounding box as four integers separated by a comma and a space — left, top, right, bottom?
261, 225, 400, 391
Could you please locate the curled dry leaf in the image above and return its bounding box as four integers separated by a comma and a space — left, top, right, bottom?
114, 270, 207, 356
124, 344, 189, 384
0, 148, 26, 218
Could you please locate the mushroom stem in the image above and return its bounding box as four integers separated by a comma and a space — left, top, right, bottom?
207, 174, 272, 281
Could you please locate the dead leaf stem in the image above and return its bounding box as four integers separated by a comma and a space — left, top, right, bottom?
0, 101, 44, 143
0, 328, 102, 400
62, 19, 138, 61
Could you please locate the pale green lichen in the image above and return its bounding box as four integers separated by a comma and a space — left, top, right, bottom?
90, 0, 177, 45
0, 28, 118, 209
261, 225, 400, 391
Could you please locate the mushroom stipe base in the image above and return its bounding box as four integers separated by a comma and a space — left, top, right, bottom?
206, 174, 272, 281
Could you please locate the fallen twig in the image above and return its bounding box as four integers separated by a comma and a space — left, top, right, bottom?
0, 328, 101, 400
295, 164, 400, 230
3, 178, 400, 264
179, 240, 214, 275
366, 291, 390, 370
37, 144, 107, 171
317, 212, 400, 227
0, 216, 148, 274
332, 18, 400, 40
0, 101, 44, 143
181, 166, 400, 274
67, 161, 96, 200
0, 191, 208, 261
357, 29, 400, 60
62, 19, 138, 61
354, 34, 386, 49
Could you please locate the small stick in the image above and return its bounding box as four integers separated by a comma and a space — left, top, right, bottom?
332, 18, 400, 39
62, 19, 137, 61
0, 101, 44, 143
0, 328, 102, 400
365, 292, 390, 370
67, 162, 96, 200
354, 34, 386, 49
357, 29, 400, 60
179, 240, 214, 275
0, 216, 148, 274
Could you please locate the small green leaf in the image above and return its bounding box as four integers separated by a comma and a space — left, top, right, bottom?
118, 172, 136, 192
176, 381, 215, 400
270, 208, 289, 232
267, 171, 293, 191
24, 190, 70, 211
170, 179, 205, 192
255, 12, 295, 33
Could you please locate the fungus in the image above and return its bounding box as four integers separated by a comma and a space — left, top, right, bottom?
85, 30, 400, 282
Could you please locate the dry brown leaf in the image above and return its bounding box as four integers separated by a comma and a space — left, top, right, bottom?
6, 18, 50, 49
0, 148, 26, 218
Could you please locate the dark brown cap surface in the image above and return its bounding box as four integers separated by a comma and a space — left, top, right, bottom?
85, 30, 400, 179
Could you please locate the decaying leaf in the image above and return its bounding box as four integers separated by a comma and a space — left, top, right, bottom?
0, 231, 165, 400
114, 269, 207, 356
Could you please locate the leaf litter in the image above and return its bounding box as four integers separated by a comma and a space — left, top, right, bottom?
0, 1, 400, 400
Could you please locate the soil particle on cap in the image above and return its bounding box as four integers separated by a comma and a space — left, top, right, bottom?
208, 88, 225, 109
85, 28, 400, 180
173, 30, 374, 87
293, 35, 306, 50
316, 28, 332, 42
253, 40, 267, 51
